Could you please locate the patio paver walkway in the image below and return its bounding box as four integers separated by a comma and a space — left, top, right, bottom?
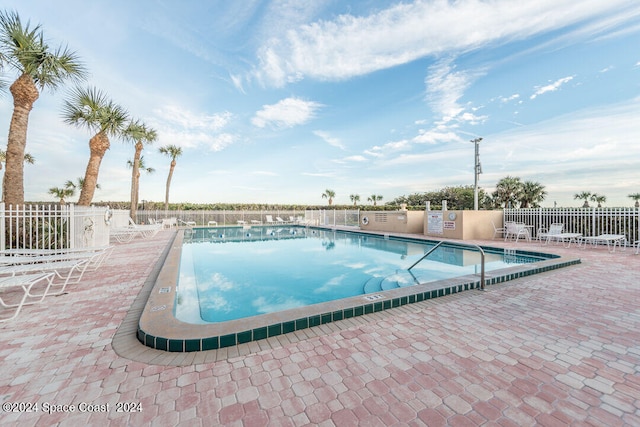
1, 229, 639, 426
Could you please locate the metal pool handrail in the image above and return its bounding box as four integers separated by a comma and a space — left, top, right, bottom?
407, 241, 486, 290
407, 241, 444, 270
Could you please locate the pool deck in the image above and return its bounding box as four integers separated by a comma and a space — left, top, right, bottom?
1, 229, 639, 425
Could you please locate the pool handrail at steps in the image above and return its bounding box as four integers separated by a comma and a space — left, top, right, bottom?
407, 241, 486, 290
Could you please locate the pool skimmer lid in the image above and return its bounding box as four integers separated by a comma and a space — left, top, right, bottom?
364, 294, 385, 301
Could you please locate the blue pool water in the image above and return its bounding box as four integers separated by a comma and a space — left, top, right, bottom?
175, 226, 548, 324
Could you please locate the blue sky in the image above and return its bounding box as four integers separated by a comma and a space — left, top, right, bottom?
1, 0, 640, 207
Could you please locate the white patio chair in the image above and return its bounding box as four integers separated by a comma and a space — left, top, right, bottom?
0, 257, 92, 296
504, 222, 531, 242
491, 220, 505, 239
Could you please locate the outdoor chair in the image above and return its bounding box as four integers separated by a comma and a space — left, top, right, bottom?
504, 222, 531, 242
537, 223, 564, 244
0, 272, 56, 322
0, 257, 92, 296
491, 220, 505, 239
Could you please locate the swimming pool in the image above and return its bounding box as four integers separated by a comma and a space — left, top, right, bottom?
138, 226, 580, 352
176, 226, 550, 324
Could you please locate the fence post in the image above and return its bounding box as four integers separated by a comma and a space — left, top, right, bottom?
0, 202, 4, 250
68, 204, 75, 249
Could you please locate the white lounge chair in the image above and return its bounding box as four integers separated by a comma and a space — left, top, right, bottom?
162, 217, 177, 229
537, 223, 563, 244
580, 234, 627, 252
276, 217, 287, 224
0, 246, 112, 271
207, 220, 218, 226
0, 258, 92, 296
265, 215, 276, 225
0, 272, 56, 322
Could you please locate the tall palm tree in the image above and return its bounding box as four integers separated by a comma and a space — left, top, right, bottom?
322, 189, 335, 205
493, 176, 523, 208
519, 181, 547, 208
48, 186, 74, 205
127, 155, 155, 215
124, 120, 157, 220
159, 144, 183, 211
0, 10, 86, 206
590, 193, 606, 208
349, 194, 360, 206
0, 149, 35, 170
62, 86, 129, 206
367, 194, 383, 206
0, 149, 35, 201
628, 193, 640, 208
573, 191, 592, 208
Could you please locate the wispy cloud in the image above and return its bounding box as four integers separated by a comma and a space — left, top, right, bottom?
530, 76, 575, 99
150, 105, 233, 149
313, 130, 345, 150
251, 97, 323, 128
252, 0, 634, 86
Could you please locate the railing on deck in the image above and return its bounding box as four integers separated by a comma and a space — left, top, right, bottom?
133, 209, 361, 228
1, 203, 111, 251
504, 207, 640, 244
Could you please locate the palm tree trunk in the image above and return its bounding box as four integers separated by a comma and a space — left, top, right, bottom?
78, 133, 110, 206
2, 74, 39, 206
130, 142, 142, 221
164, 160, 176, 211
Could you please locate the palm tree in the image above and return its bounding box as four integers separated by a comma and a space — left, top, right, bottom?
0, 149, 35, 201
127, 155, 155, 215
574, 191, 592, 208
159, 144, 183, 211
590, 193, 606, 208
493, 176, 523, 208
64, 177, 100, 204
367, 194, 383, 206
62, 86, 129, 206
124, 120, 157, 220
349, 194, 360, 206
321, 189, 335, 205
48, 186, 74, 205
0, 10, 86, 206
628, 193, 640, 208
519, 181, 547, 208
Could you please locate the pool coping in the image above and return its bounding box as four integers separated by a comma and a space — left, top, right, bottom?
136, 227, 581, 353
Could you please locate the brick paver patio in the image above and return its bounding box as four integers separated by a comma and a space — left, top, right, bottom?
1, 229, 639, 426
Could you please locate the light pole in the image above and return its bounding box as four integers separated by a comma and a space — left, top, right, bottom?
471, 137, 483, 210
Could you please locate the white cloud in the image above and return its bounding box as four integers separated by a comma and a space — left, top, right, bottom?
412, 129, 462, 145
530, 76, 575, 99
333, 155, 368, 164
313, 130, 345, 150
425, 59, 476, 121
252, 0, 633, 86
251, 97, 323, 128
150, 106, 234, 149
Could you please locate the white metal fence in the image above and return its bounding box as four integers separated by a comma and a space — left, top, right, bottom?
1, 203, 111, 251
134, 209, 361, 227
504, 207, 640, 244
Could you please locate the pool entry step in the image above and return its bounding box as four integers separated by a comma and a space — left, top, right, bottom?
362, 271, 418, 293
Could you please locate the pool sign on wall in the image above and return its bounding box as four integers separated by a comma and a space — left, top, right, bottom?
427, 212, 443, 235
